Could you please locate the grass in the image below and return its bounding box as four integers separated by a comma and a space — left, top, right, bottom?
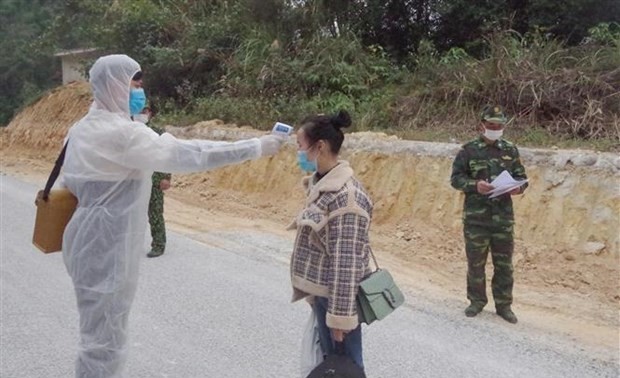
156, 30, 620, 153
158, 102, 620, 152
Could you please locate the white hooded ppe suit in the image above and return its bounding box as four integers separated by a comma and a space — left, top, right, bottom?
62, 54, 263, 377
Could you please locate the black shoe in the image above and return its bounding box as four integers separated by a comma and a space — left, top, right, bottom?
464, 303, 484, 317
147, 249, 164, 258
496, 307, 518, 324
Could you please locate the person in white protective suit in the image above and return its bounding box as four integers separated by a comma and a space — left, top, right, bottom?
61, 54, 285, 378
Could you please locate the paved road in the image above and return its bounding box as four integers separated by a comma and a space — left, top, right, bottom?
1, 174, 617, 378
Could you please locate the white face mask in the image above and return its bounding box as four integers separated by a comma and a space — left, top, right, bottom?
484, 128, 503, 141
133, 114, 149, 124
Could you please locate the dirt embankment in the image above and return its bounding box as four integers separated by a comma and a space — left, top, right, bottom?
166, 124, 620, 312
1, 83, 619, 351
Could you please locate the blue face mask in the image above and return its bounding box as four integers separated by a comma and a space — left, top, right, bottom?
297, 150, 317, 172
129, 88, 146, 115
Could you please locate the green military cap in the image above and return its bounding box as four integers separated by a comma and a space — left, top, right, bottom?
480, 105, 507, 124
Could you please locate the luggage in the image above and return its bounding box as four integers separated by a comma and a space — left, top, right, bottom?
33, 188, 77, 253
306, 342, 366, 378
32, 141, 77, 253
357, 268, 405, 324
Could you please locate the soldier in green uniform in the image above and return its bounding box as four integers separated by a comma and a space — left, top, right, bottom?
450, 105, 528, 324
135, 106, 171, 258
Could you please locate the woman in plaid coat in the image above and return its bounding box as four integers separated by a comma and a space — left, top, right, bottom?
290, 110, 373, 370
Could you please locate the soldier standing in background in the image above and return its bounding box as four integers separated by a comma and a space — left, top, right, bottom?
450, 105, 528, 324
135, 106, 171, 258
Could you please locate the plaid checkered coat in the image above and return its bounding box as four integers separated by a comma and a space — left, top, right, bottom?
290, 161, 373, 331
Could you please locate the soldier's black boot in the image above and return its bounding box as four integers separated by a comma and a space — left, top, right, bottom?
496, 306, 518, 324
464, 303, 484, 317
147, 249, 164, 258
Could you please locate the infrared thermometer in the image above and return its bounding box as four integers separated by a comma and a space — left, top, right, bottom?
272, 122, 293, 136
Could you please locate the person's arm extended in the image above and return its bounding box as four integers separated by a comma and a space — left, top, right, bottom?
112, 124, 281, 174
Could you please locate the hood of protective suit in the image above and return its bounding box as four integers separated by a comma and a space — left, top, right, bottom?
89, 54, 141, 115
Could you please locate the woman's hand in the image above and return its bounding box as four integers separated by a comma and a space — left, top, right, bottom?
331, 328, 346, 342
259, 134, 286, 156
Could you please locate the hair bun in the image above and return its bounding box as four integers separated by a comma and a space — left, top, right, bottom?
330, 110, 352, 130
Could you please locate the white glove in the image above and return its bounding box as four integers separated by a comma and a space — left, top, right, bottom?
259, 134, 286, 157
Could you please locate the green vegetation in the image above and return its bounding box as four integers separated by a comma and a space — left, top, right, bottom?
1, 0, 619, 150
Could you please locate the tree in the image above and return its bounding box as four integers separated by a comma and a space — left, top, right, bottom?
433, 0, 620, 55
528, 0, 620, 44
355, 0, 431, 60
0, 0, 63, 125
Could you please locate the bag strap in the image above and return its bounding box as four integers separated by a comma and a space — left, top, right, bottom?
369, 248, 380, 271
42, 141, 69, 201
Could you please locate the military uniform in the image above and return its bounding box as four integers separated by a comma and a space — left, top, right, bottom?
147, 123, 171, 257
450, 106, 528, 322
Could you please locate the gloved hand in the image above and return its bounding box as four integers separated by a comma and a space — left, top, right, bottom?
259, 134, 286, 157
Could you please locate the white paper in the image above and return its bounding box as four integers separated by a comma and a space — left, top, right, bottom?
487, 170, 528, 199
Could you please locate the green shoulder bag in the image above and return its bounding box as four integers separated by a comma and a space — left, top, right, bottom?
356, 251, 405, 325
